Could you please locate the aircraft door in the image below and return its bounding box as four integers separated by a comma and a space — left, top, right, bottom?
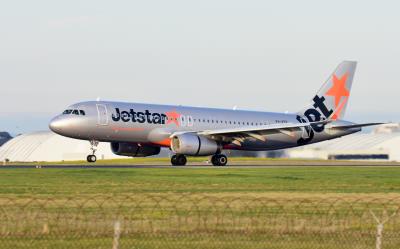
96, 104, 108, 126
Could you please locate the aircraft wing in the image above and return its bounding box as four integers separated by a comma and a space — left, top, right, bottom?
193, 121, 384, 146
195, 121, 329, 145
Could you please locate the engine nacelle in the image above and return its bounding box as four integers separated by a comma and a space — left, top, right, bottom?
171, 134, 219, 156
111, 142, 160, 157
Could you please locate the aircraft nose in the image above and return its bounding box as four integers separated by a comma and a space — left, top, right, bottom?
49, 116, 66, 134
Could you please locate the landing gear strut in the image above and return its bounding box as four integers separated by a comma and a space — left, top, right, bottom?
211, 154, 228, 166
171, 154, 187, 166
87, 140, 99, 163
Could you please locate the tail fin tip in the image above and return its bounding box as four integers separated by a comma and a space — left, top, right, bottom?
298, 60, 357, 121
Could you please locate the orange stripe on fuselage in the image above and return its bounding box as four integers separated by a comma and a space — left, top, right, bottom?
151, 138, 171, 147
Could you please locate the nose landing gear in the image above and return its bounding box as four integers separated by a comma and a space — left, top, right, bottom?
211, 154, 228, 166
87, 140, 99, 163
87, 154, 97, 163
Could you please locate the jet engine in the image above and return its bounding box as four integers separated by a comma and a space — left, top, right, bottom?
111, 142, 160, 157
171, 133, 219, 156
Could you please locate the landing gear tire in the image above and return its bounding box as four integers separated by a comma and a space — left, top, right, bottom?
171, 155, 178, 165
171, 154, 187, 166
87, 155, 97, 163
211, 154, 228, 166
87, 140, 98, 163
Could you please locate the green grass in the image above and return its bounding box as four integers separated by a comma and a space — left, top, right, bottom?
1, 166, 400, 197
1, 164, 400, 248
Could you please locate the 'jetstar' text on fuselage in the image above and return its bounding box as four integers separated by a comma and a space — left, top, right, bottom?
111, 108, 167, 124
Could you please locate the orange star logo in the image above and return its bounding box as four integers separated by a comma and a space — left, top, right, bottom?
326, 73, 349, 120
165, 110, 181, 126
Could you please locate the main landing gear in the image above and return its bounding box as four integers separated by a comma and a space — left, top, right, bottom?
171, 154, 187, 166
170, 154, 228, 166
211, 154, 228, 166
87, 140, 99, 163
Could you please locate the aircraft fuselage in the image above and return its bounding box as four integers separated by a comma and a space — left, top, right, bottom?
50, 100, 359, 151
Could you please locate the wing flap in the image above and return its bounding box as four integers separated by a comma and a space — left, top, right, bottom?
328, 122, 384, 130
198, 120, 328, 137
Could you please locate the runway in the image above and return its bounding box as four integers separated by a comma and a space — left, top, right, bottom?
1, 165, 175, 169
2, 162, 400, 169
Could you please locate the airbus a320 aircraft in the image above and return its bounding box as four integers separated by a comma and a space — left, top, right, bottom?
49, 61, 382, 166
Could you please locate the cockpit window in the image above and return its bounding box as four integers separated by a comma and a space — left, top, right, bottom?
62, 110, 73, 114
62, 109, 86, 116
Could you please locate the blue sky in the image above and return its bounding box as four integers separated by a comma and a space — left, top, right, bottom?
1, 0, 400, 134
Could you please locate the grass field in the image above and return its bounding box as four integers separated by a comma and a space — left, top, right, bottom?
1, 164, 400, 197
1, 160, 400, 248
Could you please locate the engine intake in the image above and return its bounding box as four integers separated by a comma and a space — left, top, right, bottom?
171, 134, 219, 156
111, 142, 160, 157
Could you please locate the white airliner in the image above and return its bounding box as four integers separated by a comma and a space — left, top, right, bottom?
49, 61, 382, 166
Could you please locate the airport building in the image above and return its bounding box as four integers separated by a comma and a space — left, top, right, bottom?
285, 124, 400, 162
0, 131, 169, 162
0, 131, 120, 162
